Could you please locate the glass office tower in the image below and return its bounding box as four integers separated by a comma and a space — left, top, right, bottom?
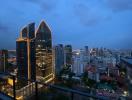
35, 21, 54, 83
64, 45, 72, 66
54, 44, 64, 75
16, 23, 36, 82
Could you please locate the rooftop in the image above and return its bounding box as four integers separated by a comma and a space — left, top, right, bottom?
121, 58, 132, 66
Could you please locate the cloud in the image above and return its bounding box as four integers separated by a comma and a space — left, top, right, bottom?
106, 0, 132, 12
113, 33, 132, 49
0, 22, 10, 33
0, 0, 132, 49
0, 22, 15, 49
22, 0, 58, 12
73, 3, 102, 27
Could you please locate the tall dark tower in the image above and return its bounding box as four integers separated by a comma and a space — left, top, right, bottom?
84, 46, 89, 55
64, 45, 72, 66
0, 50, 8, 72
16, 23, 36, 82
35, 21, 54, 83
54, 44, 64, 75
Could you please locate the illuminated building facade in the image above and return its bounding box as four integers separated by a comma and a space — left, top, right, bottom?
35, 21, 54, 83
0, 50, 8, 72
16, 23, 36, 81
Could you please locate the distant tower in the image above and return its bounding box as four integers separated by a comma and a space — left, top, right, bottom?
35, 21, 54, 83
84, 46, 89, 56
64, 45, 72, 66
16, 23, 36, 82
0, 50, 8, 72
54, 44, 64, 75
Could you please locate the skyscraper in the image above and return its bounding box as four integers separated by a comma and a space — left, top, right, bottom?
84, 46, 89, 56
54, 44, 64, 75
0, 50, 8, 72
84, 46, 90, 63
64, 45, 72, 66
35, 21, 54, 83
21, 23, 35, 39
72, 52, 83, 76
16, 23, 36, 82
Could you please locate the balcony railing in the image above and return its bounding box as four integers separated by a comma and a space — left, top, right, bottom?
0, 72, 109, 100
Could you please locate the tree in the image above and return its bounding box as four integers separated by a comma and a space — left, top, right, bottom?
81, 72, 96, 88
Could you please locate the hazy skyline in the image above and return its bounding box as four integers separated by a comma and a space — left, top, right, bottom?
0, 0, 132, 49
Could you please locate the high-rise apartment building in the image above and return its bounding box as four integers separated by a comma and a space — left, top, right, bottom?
72, 46, 90, 76
72, 53, 83, 76
16, 23, 36, 81
35, 21, 54, 83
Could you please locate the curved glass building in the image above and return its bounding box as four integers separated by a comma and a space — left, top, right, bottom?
35, 21, 54, 83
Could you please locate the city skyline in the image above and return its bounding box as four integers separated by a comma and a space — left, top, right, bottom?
0, 1, 132, 99
0, 0, 132, 49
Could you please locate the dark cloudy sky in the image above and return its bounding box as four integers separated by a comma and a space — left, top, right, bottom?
0, 0, 132, 49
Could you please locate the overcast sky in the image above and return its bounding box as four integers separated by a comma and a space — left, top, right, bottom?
0, 0, 132, 49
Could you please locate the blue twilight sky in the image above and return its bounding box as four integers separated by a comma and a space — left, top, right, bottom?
0, 0, 132, 49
